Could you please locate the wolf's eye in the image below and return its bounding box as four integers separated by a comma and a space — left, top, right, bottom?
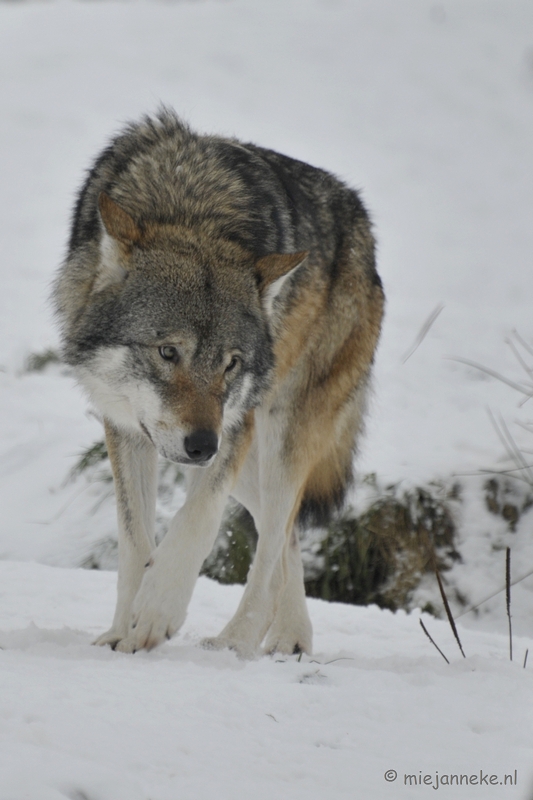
159, 345, 180, 364
225, 355, 241, 375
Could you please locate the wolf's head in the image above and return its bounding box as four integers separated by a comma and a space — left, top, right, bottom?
64, 194, 306, 466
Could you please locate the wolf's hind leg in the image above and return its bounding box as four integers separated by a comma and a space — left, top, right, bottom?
94, 420, 158, 648
263, 525, 312, 656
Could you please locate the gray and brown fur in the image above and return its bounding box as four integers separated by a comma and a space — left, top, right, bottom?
54, 109, 384, 656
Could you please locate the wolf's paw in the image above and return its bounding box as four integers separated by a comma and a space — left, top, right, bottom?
199, 635, 224, 651
262, 619, 313, 656
111, 618, 179, 653
200, 634, 257, 660
93, 627, 127, 649
110, 560, 187, 652
113, 608, 181, 653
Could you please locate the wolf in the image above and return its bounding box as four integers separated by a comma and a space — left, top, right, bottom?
53, 109, 384, 657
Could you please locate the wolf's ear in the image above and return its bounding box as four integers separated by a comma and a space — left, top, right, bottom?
93, 193, 139, 293
255, 251, 309, 316
98, 192, 141, 245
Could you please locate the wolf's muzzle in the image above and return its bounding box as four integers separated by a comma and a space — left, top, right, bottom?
184, 430, 218, 463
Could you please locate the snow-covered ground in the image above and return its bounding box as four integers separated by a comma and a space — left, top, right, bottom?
1, 1, 533, 797
1, 560, 533, 800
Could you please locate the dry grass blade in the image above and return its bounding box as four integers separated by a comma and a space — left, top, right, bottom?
402, 303, 444, 364
452, 466, 533, 486
516, 421, 533, 434
507, 337, 533, 380
445, 357, 533, 397
506, 547, 512, 662
513, 330, 533, 358
480, 465, 533, 473
454, 566, 533, 620
435, 568, 466, 658
487, 408, 533, 486
498, 414, 532, 479
419, 619, 450, 664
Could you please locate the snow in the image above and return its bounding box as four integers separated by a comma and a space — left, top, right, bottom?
1, 0, 533, 796
1, 561, 533, 800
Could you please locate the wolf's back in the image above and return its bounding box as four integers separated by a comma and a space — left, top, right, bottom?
67, 109, 375, 272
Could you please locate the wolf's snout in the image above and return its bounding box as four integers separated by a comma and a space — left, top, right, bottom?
184, 430, 218, 462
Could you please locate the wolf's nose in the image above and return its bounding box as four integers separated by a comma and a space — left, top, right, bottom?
184, 430, 218, 462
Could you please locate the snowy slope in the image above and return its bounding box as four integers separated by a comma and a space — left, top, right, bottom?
1, 560, 533, 800
1, 1, 533, 797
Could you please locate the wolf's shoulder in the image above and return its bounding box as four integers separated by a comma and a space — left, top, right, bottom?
68, 109, 368, 257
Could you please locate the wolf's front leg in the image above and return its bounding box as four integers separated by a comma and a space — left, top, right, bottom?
203, 497, 303, 658
204, 421, 309, 658
115, 468, 230, 653
94, 420, 158, 648
262, 525, 312, 656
